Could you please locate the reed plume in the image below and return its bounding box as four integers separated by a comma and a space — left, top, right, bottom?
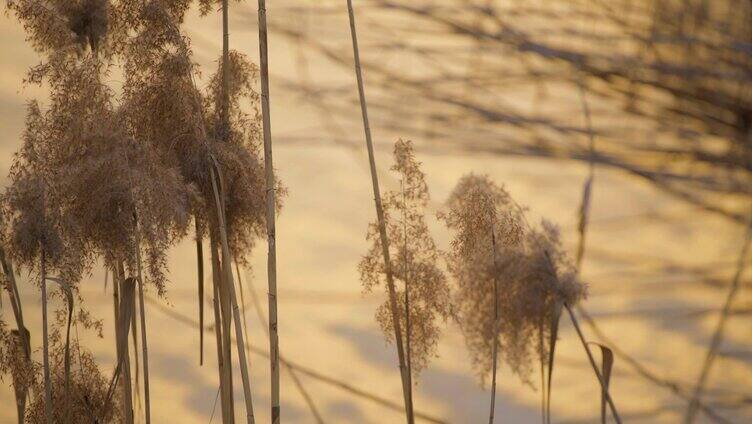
3, 1, 280, 423
117, 3, 282, 421
441, 174, 586, 422
1, 104, 79, 424
360, 139, 450, 381
360, 140, 450, 421
24, 339, 122, 424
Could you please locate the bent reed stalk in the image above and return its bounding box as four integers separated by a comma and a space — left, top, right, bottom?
565, 305, 622, 424
345, 1, 414, 423
133, 219, 151, 424
210, 160, 256, 424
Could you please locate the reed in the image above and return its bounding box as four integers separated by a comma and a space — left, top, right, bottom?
197, 222, 205, 366
117, 3, 274, 420
0, 248, 31, 424
441, 174, 523, 423
41, 247, 52, 424
210, 161, 256, 424
18, 325, 122, 424
133, 220, 151, 424
442, 174, 621, 423
346, 2, 413, 421
210, 241, 233, 423
0, 2, 707, 423
360, 139, 450, 422
488, 230, 499, 424
116, 265, 134, 424
255, 0, 282, 421
0, 2, 273, 423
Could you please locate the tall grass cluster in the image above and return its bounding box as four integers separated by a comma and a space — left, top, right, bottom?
1, 0, 280, 423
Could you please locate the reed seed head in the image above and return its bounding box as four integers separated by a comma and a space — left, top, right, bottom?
442, 174, 586, 385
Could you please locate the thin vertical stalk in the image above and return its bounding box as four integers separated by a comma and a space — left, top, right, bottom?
255, 0, 280, 422
402, 181, 414, 424
219, 251, 235, 419
113, 265, 119, 344
133, 226, 151, 424
12, 328, 30, 424
345, 1, 412, 422
0, 249, 27, 355
234, 261, 251, 355
116, 264, 134, 424
215, 233, 234, 414
102, 277, 136, 419
538, 326, 546, 424
1, 249, 30, 423
210, 163, 256, 424
210, 237, 233, 424
545, 303, 562, 424
221, 0, 230, 141
489, 230, 499, 424
565, 305, 622, 424
41, 246, 52, 424
211, 236, 234, 423
131, 301, 139, 404
218, 9, 235, 412
209, 71, 236, 419
197, 222, 205, 366
404, 282, 413, 420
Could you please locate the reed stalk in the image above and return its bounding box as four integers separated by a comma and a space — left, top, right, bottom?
565, 304, 622, 424
211, 236, 234, 423
489, 230, 499, 424
0, 250, 27, 356
197, 222, 205, 366
545, 303, 561, 424
210, 162, 256, 424
219, 252, 235, 419
221, 0, 231, 142
0, 249, 30, 423
401, 181, 414, 423
133, 221, 151, 424
116, 263, 134, 424
345, 1, 413, 421
131, 298, 139, 405
44, 277, 73, 395
40, 246, 52, 424
255, 1, 281, 421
